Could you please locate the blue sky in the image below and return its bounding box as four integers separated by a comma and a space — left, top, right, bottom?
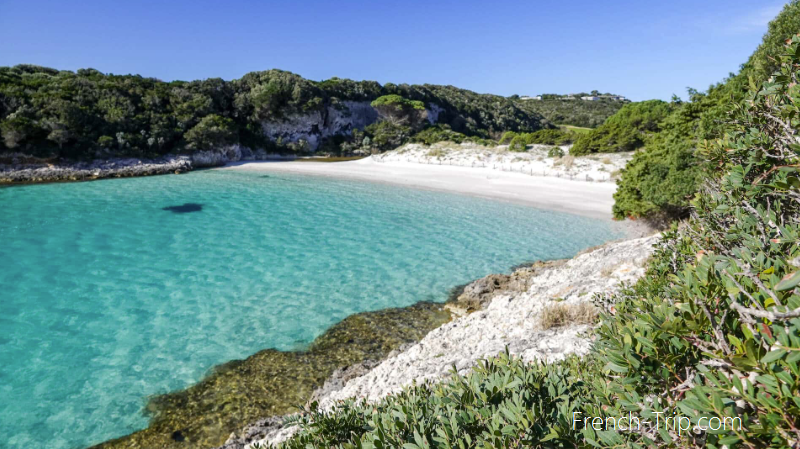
0, 0, 787, 101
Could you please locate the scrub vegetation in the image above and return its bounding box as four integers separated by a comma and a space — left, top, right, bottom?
261, 4, 800, 448
0, 69, 550, 160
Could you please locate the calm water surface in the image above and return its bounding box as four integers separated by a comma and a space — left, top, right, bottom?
0, 170, 623, 448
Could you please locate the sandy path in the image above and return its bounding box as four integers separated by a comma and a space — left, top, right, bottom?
219, 158, 618, 220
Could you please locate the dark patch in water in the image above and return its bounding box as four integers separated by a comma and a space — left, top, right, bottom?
162, 203, 203, 214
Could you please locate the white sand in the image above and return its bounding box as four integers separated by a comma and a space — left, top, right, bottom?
220, 156, 620, 220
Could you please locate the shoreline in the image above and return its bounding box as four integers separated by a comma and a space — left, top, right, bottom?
92, 301, 453, 449
219, 157, 619, 221
11, 148, 653, 448
88, 233, 658, 449
235, 234, 660, 448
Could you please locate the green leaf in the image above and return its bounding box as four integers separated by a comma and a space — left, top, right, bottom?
775, 271, 800, 291
762, 349, 787, 363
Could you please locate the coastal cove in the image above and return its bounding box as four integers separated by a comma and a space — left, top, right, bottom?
0, 170, 623, 449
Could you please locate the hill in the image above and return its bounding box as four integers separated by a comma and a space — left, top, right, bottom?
513, 93, 627, 128
0, 68, 550, 161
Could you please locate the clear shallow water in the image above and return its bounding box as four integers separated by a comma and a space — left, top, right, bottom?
0, 170, 622, 448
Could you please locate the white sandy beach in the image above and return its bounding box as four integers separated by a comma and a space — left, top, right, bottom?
220, 152, 620, 220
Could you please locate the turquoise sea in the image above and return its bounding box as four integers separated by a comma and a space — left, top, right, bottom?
0, 169, 623, 448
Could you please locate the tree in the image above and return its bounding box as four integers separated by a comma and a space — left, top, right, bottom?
370, 94, 427, 128
184, 114, 237, 150
570, 100, 672, 155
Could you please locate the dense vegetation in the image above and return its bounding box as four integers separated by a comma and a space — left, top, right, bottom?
268, 34, 800, 449
612, 0, 800, 220
514, 93, 627, 128
0, 68, 549, 160
570, 100, 674, 156
499, 129, 578, 152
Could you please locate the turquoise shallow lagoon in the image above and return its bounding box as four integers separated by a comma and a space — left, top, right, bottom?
0, 170, 622, 448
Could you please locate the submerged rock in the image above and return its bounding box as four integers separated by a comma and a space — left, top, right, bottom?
162, 203, 203, 214
91, 302, 451, 449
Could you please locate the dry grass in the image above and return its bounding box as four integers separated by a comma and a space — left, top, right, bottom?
426, 148, 446, 158
600, 263, 622, 278
539, 302, 598, 330
560, 155, 575, 169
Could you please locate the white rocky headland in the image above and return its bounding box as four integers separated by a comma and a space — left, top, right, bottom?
231, 234, 659, 448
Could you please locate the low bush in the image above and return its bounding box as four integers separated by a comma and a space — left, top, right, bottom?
508, 135, 528, 152
411, 125, 495, 147
501, 129, 575, 147
547, 146, 564, 158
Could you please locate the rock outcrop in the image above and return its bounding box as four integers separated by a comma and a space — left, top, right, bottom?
0, 148, 295, 184
259, 101, 443, 150
447, 260, 567, 315
239, 234, 659, 448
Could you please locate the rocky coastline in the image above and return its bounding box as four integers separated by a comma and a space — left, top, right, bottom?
84, 232, 658, 449
0, 146, 294, 185
220, 234, 659, 449
91, 301, 452, 449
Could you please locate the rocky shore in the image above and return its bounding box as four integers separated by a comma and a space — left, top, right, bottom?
0, 146, 294, 184
221, 234, 659, 448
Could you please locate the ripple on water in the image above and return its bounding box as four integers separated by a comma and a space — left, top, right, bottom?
0, 170, 623, 449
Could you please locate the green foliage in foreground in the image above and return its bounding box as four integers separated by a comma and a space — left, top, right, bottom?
570, 100, 674, 156
267, 38, 800, 449
0, 67, 549, 160
612, 0, 800, 220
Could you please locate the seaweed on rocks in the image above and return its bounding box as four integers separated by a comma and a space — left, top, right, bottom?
90, 302, 451, 449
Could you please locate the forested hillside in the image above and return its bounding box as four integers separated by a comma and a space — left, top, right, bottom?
514, 95, 626, 128
0, 68, 549, 160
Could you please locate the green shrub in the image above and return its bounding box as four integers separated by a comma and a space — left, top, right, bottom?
184, 114, 237, 150
498, 131, 517, 144
370, 94, 427, 128
547, 146, 564, 158
570, 100, 673, 156
508, 135, 527, 152
362, 121, 411, 153
592, 42, 800, 447
525, 128, 574, 145
501, 129, 574, 149
410, 125, 495, 146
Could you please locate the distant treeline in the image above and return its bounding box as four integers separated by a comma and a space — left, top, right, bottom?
0, 67, 550, 160
513, 93, 627, 128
